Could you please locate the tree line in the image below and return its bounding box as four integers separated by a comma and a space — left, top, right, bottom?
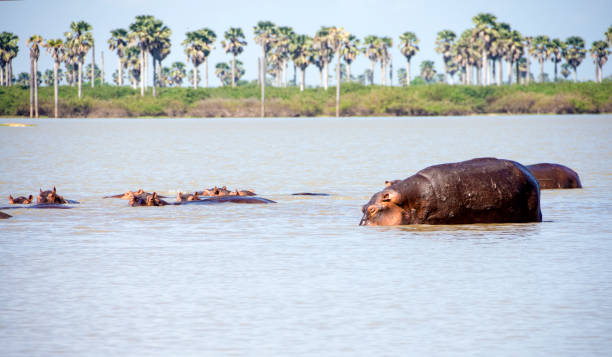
0, 13, 610, 118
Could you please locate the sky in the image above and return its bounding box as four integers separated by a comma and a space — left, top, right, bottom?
2, 0, 611, 86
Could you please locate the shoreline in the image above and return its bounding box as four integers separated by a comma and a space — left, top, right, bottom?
1, 82, 611, 119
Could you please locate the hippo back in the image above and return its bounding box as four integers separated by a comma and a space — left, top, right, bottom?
414, 158, 542, 224
526, 163, 582, 189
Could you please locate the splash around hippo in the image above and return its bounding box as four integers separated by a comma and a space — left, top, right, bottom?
360, 158, 542, 226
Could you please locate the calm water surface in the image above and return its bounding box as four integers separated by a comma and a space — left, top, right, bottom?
1, 115, 611, 356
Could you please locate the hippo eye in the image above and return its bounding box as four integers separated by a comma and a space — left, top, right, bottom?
368, 206, 378, 215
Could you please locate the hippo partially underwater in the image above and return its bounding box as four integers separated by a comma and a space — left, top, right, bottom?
360, 158, 542, 226
9, 195, 33, 204
526, 163, 582, 189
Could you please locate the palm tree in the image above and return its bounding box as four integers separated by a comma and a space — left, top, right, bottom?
472, 13, 498, 86
27, 35, 43, 118
170, 61, 186, 86
215, 62, 230, 85
0, 32, 19, 86
221, 27, 247, 87
378, 37, 393, 85
148, 19, 171, 96
532, 35, 551, 82
504, 30, 524, 84
66, 21, 93, 98
326, 27, 350, 117
420, 60, 436, 82
491, 22, 511, 85
398, 32, 419, 86
183, 28, 215, 89
314, 27, 333, 90
108, 29, 129, 86
290, 34, 313, 91
524, 36, 534, 84
563, 36, 586, 82
129, 15, 156, 95
549, 38, 565, 82
43, 38, 64, 118
590, 40, 610, 83
606, 25, 612, 48
363, 35, 380, 85
275, 26, 295, 87
125, 46, 141, 89
341, 35, 360, 81
254, 21, 277, 117
435, 30, 456, 84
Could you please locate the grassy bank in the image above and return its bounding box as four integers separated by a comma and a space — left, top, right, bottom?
1, 82, 611, 118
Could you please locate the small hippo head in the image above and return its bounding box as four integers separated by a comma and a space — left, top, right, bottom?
360, 188, 406, 226
9, 195, 33, 204
146, 192, 168, 206
37, 187, 65, 204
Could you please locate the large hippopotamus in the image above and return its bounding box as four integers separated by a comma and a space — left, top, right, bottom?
128, 191, 169, 207
360, 158, 542, 226
526, 163, 582, 189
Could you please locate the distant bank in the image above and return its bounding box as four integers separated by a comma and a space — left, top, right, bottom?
1, 82, 610, 118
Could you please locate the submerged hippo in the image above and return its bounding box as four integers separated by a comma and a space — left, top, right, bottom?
360, 157, 542, 226
0, 211, 11, 219
37, 187, 68, 204
128, 192, 168, 207
229, 189, 256, 196
176, 191, 200, 202
176, 196, 275, 205
104, 189, 169, 199
9, 195, 33, 204
526, 163, 582, 189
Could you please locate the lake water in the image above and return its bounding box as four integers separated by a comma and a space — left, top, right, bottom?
1, 115, 611, 356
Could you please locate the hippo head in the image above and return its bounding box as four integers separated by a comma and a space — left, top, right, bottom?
37, 187, 64, 204
360, 188, 406, 226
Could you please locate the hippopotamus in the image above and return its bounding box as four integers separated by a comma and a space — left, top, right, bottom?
176, 196, 275, 205
0, 211, 11, 219
291, 192, 331, 196
128, 191, 168, 207
37, 187, 68, 204
9, 195, 33, 204
360, 158, 542, 226
199, 186, 232, 196
229, 189, 256, 196
176, 191, 200, 202
104, 189, 168, 199
526, 163, 582, 189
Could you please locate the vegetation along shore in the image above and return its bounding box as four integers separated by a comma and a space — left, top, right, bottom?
1, 13, 610, 118
0, 81, 611, 118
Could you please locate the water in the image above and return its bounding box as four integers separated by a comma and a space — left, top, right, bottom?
1, 115, 611, 356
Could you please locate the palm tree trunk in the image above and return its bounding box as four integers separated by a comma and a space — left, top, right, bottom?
516, 62, 520, 85
491, 59, 496, 85
293, 63, 297, 86
283, 60, 287, 88
539, 59, 544, 82
507, 60, 513, 84
91, 43, 95, 88
300, 67, 305, 91
140, 50, 144, 96
29, 59, 33, 118
152, 58, 157, 96
78, 61, 83, 98
0, 65, 4, 86
205, 58, 209, 88
144, 52, 148, 91
498, 59, 503, 85
346, 63, 351, 82
554, 61, 558, 82
525, 53, 530, 85
406, 60, 411, 86
118, 58, 123, 86
54, 61, 59, 118
261, 47, 266, 118
323, 61, 328, 90
370, 60, 375, 85
336, 50, 341, 118
573, 67, 577, 83
34, 58, 39, 118
319, 68, 322, 87
231, 54, 236, 87
9, 61, 13, 86
257, 57, 261, 85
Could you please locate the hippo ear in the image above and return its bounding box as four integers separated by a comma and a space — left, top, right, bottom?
222, 186, 227, 190
40, 188, 43, 193
53, 186, 56, 193
382, 190, 401, 204
9, 195, 13, 199
153, 192, 157, 199
28, 195, 33, 200
385, 181, 392, 187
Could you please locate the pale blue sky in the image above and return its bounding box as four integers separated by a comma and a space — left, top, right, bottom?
3, 0, 611, 86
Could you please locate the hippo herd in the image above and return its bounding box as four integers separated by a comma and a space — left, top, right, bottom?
1, 159, 582, 226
